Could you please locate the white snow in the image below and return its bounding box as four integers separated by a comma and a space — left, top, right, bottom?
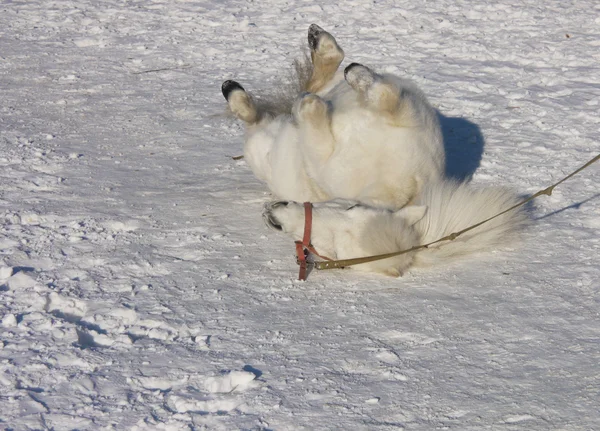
203, 370, 259, 394
1, 0, 599, 430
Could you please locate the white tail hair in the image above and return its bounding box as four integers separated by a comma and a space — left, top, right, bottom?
413, 181, 527, 267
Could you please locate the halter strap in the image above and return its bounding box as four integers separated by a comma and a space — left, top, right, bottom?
295, 202, 333, 280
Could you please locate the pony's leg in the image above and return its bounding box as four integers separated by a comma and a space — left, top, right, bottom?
293, 93, 336, 165
305, 24, 345, 93
222, 80, 259, 124
344, 63, 408, 117
344, 63, 424, 209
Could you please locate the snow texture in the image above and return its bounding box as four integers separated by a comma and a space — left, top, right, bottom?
1, 1, 599, 430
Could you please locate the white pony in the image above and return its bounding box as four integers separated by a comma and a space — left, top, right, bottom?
222, 24, 444, 210
263, 181, 526, 277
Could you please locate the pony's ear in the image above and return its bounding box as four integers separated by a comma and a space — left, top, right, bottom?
394, 205, 427, 226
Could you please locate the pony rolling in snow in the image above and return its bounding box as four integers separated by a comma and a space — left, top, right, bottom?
263, 181, 527, 277
222, 24, 445, 210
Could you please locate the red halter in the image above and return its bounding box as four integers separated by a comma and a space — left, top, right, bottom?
295, 202, 333, 280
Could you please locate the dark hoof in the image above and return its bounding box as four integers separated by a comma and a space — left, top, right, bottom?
221, 80, 245, 101
343, 62, 363, 80
308, 24, 325, 51
344, 63, 375, 91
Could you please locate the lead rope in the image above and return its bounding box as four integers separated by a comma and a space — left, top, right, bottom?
295, 153, 599, 279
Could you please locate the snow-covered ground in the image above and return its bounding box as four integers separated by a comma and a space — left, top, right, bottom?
1, 1, 599, 429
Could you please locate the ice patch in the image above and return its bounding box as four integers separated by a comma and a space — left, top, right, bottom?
381, 330, 440, 345
42, 413, 94, 430
203, 370, 258, 393
48, 353, 92, 370
103, 220, 141, 232
193, 334, 211, 350
504, 414, 536, 424
0, 266, 13, 280
123, 318, 183, 342
20, 399, 48, 415
2, 313, 17, 327
80, 306, 138, 332
73, 38, 103, 48
45, 292, 88, 319
0, 238, 19, 249
134, 376, 188, 391
6, 272, 37, 290
167, 394, 241, 414
77, 328, 117, 348
19, 212, 41, 225
446, 410, 470, 419
375, 350, 400, 364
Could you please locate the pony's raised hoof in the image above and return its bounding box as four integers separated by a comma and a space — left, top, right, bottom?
308, 24, 343, 59
344, 63, 376, 93
221, 80, 245, 101
222, 80, 258, 124
308, 24, 325, 51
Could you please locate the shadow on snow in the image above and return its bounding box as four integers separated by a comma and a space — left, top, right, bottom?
439, 113, 485, 182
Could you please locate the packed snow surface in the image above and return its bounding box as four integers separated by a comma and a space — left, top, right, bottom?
1, 0, 599, 430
